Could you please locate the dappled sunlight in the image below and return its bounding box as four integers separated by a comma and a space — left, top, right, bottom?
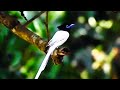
73, 28, 87, 38
78, 16, 86, 24
88, 17, 97, 28
99, 20, 113, 29
91, 48, 106, 62
20, 66, 27, 75
80, 70, 89, 79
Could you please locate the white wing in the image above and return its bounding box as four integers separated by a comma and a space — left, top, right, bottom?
48, 31, 69, 47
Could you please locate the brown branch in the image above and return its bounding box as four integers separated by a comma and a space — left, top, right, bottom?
0, 11, 70, 64
12, 25, 47, 51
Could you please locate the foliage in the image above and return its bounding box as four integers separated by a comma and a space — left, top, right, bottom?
0, 11, 120, 79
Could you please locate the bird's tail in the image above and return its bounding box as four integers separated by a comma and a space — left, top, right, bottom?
35, 46, 56, 79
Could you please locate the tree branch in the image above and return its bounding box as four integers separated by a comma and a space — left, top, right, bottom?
45, 11, 50, 42
23, 11, 46, 27
0, 11, 70, 65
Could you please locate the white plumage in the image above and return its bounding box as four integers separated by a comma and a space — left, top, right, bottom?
35, 30, 69, 79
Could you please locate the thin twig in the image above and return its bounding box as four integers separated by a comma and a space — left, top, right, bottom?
20, 11, 28, 21
23, 11, 46, 27
44, 11, 50, 42
46, 11, 50, 42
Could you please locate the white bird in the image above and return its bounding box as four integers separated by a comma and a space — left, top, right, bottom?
35, 23, 75, 79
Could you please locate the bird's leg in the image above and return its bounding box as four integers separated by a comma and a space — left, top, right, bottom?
52, 59, 60, 65
52, 59, 57, 65
53, 47, 71, 64
52, 47, 60, 64
52, 55, 63, 65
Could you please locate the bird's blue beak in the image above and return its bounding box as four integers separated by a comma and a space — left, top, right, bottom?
66, 24, 75, 29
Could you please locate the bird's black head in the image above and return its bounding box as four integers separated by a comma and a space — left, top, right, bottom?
57, 23, 75, 31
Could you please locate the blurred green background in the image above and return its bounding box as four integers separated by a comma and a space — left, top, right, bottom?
0, 11, 120, 79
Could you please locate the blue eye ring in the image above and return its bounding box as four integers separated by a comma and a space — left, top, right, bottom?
66, 24, 75, 28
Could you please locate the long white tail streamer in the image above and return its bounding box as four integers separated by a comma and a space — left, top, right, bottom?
35, 47, 55, 79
